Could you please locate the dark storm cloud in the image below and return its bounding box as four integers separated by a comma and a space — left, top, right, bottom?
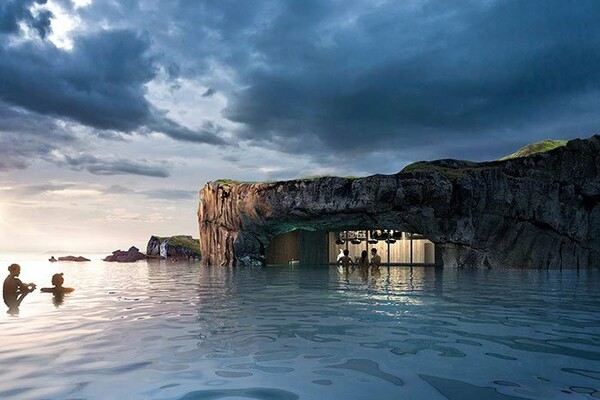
202, 88, 216, 97
130, 0, 596, 162
0, 102, 178, 177
147, 117, 226, 145
0, 0, 53, 38
216, 0, 600, 161
0, 28, 226, 146
104, 185, 194, 201
0, 103, 77, 170
48, 153, 170, 178
3, 0, 600, 178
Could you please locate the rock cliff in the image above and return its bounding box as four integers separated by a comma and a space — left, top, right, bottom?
198, 136, 600, 269
147, 235, 201, 260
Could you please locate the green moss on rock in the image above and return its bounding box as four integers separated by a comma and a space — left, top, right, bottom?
155, 235, 201, 254
214, 179, 251, 185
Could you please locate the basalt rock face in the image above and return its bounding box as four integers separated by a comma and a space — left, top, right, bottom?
198, 136, 600, 269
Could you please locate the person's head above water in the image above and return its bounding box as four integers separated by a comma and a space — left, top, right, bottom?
8, 264, 20, 276
51, 273, 64, 287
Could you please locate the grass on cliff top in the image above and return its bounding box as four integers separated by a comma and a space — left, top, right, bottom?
402, 138, 568, 179
216, 139, 569, 185
499, 139, 567, 160
214, 179, 255, 185
156, 235, 200, 253
214, 175, 360, 185
297, 174, 360, 181
401, 161, 481, 179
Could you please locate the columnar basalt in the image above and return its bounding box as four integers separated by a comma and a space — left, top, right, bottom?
198, 136, 600, 268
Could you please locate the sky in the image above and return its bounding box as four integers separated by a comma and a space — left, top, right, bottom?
1, 0, 599, 253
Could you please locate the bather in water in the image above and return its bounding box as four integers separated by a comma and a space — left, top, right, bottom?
3, 263, 36, 315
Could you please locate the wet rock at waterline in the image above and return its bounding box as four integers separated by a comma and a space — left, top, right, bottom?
103, 246, 147, 263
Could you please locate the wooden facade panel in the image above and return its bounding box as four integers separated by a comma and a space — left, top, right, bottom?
267, 230, 299, 264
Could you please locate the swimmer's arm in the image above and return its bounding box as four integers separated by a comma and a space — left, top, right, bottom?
15, 278, 35, 293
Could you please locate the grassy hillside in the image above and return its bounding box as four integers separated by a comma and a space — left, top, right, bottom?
499, 139, 567, 161
215, 139, 570, 185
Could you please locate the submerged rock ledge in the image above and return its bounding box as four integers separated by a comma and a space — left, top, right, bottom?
198, 136, 600, 269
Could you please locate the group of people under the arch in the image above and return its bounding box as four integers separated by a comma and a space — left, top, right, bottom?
337, 248, 381, 271
3, 263, 74, 314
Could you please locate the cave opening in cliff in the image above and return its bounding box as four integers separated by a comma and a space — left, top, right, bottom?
266, 229, 440, 266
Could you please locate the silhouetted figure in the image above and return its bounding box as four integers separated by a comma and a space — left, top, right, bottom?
48, 256, 57, 262
358, 250, 369, 270
336, 248, 344, 262
41, 273, 74, 308
370, 248, 381, 271
337, 249, 354, 269
41, 273, 74, 295
3, 264, 36, 315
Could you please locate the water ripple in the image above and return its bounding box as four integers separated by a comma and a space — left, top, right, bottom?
0, 260, 599, 399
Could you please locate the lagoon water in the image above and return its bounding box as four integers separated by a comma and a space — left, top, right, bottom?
1, 256, 599, 400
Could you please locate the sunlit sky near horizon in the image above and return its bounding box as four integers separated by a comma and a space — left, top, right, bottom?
1, 0, 600, 253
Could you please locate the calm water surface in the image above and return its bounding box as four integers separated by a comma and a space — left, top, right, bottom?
1, 256, 599, 399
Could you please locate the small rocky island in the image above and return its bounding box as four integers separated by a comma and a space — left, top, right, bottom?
51, 255, 91, 262
103, 246, 147, 262
198, 136, 600, 269
147, 235, 201, 261
103, 236, 201, 262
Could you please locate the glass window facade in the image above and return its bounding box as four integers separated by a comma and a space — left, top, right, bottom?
328, 230, 436, 265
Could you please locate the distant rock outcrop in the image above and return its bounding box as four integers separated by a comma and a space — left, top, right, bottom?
146, 235, 201, 260
103, 246, 147, 262
57, 256, 90, 262
198, 135, 600, 269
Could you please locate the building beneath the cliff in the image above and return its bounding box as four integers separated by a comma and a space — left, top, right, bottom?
267, 229, 440, 266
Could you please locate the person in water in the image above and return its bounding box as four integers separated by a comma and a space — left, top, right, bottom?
41, 273, 74, 294
336, 248, 344, 262
337, 249, 354, 268
370, 248, 381, 271
3, 264, 36, 314
358, 250, 369, 270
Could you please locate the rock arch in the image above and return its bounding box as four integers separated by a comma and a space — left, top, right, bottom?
198, 136, 600, 268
